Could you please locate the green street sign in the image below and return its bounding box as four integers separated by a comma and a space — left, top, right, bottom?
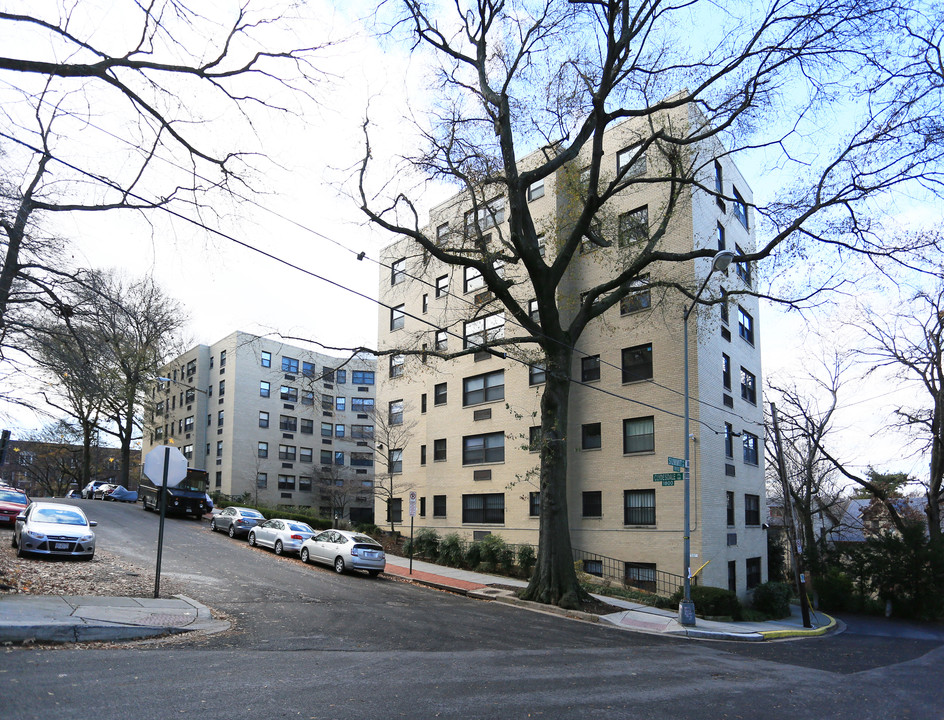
653, 472, 683, 483
661, 479, 676, 486
667, 456, 686, 468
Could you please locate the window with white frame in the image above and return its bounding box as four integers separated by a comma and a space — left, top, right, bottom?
435, 329, 448, 351
389, 399, 403, 425
616, 143, 647, 177
391, 258, 406, 285
618, 205, 649, 246
738, 307, 754, 344
390, 448, 403, 474
389, 354, 404, 378
527, 178, 545, 201
390, 304, 405, 331
463, 370, 504, 406
464, 265, 485, 293
463, 313, 504, 349
623, 416, 655, 454
436, 274, 449, 297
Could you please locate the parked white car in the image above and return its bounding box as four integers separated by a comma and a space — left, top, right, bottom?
248, 518, 316, 556
12, 501, 97, 560
300, 529, 385, 576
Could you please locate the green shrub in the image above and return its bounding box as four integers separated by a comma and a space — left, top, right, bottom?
750, 582, 793, 619
438, 533, 466, 567
516, 545, 536, 577
464, 541, 482, 569
814, 570, 854, 612
409, 528, 441, 559
477, 535, 515, 573
673, 585, 742, 620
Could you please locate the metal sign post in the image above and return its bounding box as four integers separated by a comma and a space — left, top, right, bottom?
408, 491, 417, 575
143, 445, 188, 599
154, 447, 169, 599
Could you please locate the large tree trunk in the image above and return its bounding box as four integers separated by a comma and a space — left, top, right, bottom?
520, 347, 587, 609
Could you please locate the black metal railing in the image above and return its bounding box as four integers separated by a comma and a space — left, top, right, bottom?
572, 548, 693, 598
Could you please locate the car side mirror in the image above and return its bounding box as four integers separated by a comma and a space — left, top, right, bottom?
16, 514, 25, 521
89, 521, 98, 527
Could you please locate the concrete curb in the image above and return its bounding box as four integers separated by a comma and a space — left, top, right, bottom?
758, 612, 836, 640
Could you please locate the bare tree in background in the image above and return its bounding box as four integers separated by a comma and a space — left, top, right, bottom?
359, 1, 944, 607
0, 1, 329, 403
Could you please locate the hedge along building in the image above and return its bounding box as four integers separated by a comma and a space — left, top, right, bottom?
374, 109, 766, 598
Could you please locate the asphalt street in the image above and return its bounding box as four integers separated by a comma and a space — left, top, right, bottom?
3, 500, 943, 720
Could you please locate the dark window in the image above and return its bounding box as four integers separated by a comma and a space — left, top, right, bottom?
717, 222, 726, 251
726, 491, 735, 526
740, 368, 756, 405
434, 438, 447, 462
582, 491, 602, 517
433, 495, 447, 517
581, 422, 602, 450
725, 423, 734, 459
738, 306, 754, 344
389, 498, 403, 524
390, 449, 403, 474
528, 364, 546, 385
745, 494, 761, 526
462, 493, 505, 524
435, 329, 448, 351
420, 444, 426, 465
618, 205, 649, 245
282, 357, 299, 373
421, 393, 427, 413
733, 186, 748, 229
735, 243, 752, 285
624, 489, 656, 525
621, 343, 653, 382
743, 432, 759, 465
258, 442, 268, 458
351, 397, 374, 412
722, 354, 731, 390
529, 491, 540, 516
389, 354, 404, 377
434, 382, 447, 406
436, 274, 449, 297
257, 473, 268, 489
728, 560, 737, 593
278, 475, 296, 491
352, 370, 374, 385
623, 416, 655, 454
279, 415, 297, 432
462, 432, 504, 465
528, 426, 542, 452
278, 445, 296, 461
302, 361, 315, 377
390, 304, 405, 331
746, 557, 762, 589
721, 289, 729, 325
620, 274, 651, 314
391, 258, 406, 285
625, 563, 657, 592
280, 385, 298, 402
581, 355, 600, 382
389, 400, 403, 425
463, 370, 504, 406
301, 418, 314, 434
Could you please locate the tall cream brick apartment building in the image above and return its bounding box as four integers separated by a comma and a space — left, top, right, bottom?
376, 113, 767, 597
143, 331, 377, 524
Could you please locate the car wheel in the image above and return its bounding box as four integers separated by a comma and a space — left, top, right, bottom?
228, 524, 236, 538
334, 556, 345, 574
11, 533, 17, 549
210, 518, 217, 532
368, 570, 380, 578
274, 540, 283, 556
82, 553, 94, 562
248, 532, 256, 547
16, 542, 25, 558
300, 547, 310, 564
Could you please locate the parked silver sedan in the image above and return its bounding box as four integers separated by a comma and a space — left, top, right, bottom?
210, 506, 266, 538
248, 519, 316, 555
12, 502, 97, 560
300, 529, 385, 576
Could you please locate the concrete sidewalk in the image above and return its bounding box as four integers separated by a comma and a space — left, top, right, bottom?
383, 554, 836, 642
0, 594, 228, 644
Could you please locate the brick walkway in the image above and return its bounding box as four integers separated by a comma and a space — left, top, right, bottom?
383, 563, 488, 593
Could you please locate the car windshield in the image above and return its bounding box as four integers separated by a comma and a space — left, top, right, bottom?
34, 508, 86, 525
289, 523, 313, 533
242, 510, 264, 519
177, 475, 208, 493
0, 490, 27, 503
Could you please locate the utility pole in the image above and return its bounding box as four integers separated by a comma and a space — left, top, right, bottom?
771, 402, 812, 628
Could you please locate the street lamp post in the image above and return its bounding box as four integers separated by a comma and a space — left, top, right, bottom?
680, 249, 735, 627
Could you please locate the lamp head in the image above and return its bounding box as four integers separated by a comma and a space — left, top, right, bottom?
712, 249, 736, 273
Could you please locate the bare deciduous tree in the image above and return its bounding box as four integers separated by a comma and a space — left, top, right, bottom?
358, 1, 944, 607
